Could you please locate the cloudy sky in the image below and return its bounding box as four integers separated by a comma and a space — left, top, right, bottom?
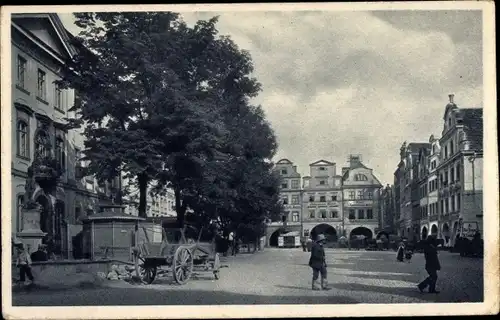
59, 10, 483, 185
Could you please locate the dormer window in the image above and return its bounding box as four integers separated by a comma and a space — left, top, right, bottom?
281, 169, 287, 175
354, 174, 368, 181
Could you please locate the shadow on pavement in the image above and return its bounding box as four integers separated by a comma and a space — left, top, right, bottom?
13, 287, 359, 306
349, 273, 417, 283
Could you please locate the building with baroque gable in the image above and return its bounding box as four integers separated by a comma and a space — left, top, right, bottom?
266, 159, 302, 246
302, 160, 343, 242
11, 13, 118, 258
341, 155, 383, 240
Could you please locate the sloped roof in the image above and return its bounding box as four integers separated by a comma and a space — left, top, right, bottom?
276, 159, 293, 165
460, 108, 483, 151
407, 143, 431, 153
310, 159, 335, 166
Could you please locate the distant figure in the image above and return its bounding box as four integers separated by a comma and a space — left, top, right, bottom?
396, 242, 405, 262
418, 236, 441, 294
228, 232, 236, 256
309, 234, 330, 291
31, 244, 48, 262
301, 238, 307, 252
16, 244, 34, 284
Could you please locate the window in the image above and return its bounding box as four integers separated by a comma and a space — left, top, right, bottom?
457, 193, 461, 210
444, 146, 448, 159
320, 209, 327, 219
55, 137, 65, 168
281, 196, 288, 205
37, 69, 46, 99
450, 167, 455, 182
349, 191, 355, 199
450, 140, 454, 155
291, 180, 299, 189
17, 195, 24, 232
34, 131, 49, 158
456, 163, 461, 181
330, 210, 338, 218
292, 212, 299, 222
309, 210, 315, 219
281, 181, 287, 189
349, 209, 355, 219
16, 120, 29, 158
367, 209, 373, 219
445, 198, 449, 214
319, 195, 326, 202
357, 190, 363, 199
17, 56, 27, 88
291, 195, 299, 204
55, 84, 63, 110
367, 191, 373, 199
331, 194, 338, 201
75, 206, 82, 223
358, 209, 365, 219
451, 195, 456, 212
440, 200, 444, 214
319, 180, 326, 185
281, 169, 287, 175
309, 195, 315, 202
448, 118, 452, 127
431, 160, 436, 169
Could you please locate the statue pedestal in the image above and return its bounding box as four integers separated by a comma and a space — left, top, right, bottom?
17, 207, 46, 254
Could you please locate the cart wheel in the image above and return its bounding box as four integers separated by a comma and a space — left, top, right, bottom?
134, 250, 157, 284
173, 246, 193, 285
213, 253, 221, 280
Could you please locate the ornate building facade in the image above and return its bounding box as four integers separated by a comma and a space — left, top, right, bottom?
266, 159, 302, 246
395, 95, 483, 246
11, 13, 117, 258
302, 160, 343, 242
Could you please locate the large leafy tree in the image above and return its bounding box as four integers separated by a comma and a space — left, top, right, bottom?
59, 12, 224, 218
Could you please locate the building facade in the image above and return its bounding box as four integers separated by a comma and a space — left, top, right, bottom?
341, 155, 383, 240
395, 95, 483, 247
302, 160, 343, 242
379, 184, 395, 234
11, 13, 117, 258
266, 159, 302, 246
123, 186, 176, 218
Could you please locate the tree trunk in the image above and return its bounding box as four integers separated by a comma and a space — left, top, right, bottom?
174, 186, 186, 228
138, 172, 148, 218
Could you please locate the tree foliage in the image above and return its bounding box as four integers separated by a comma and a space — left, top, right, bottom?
60, 12, 282, 235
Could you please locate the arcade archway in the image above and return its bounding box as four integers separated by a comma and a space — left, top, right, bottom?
421, 226, 428, 240
376, 231, 389, 240
311, 224, 337, 242
269, 229, 286, 247
430, 224, 438, 237
350, 227, 373, 239
442, 223, 450, 245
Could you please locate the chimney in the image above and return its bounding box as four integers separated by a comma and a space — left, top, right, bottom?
349, 155, 361, 167
293, 165, 297, 172
448, 94, 454, 104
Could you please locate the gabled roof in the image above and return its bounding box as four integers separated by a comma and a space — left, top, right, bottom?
11, 13, 78, 61
460, 108, 483, 151
310, 159, 335, 166
407, 142, 431, 153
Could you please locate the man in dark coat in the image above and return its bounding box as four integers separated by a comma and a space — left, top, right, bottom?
418, 235, 441, 293
309, 234, 330, 290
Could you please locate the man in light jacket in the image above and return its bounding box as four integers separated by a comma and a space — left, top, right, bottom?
309, 234, 330, 290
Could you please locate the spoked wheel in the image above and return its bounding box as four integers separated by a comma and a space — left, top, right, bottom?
213, 252, 221, 280
173, 246, 194, 285
134, 250, 157, 284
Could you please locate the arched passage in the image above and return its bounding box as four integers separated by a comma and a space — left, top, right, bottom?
350, 227, 373, 239
421, 226, 428, 240
376, 231, 389, 240
430, 224, 438, 237
442, 223, 450, 245
269, 228, 286, 247
311, 224, 337, 242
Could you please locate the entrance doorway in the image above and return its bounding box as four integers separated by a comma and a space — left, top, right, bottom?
421, 226, 428, 240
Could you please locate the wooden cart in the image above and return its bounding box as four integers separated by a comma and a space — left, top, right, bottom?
132, 225, 221, 285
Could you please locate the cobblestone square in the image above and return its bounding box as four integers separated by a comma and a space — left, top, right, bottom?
12, 248, 483, 306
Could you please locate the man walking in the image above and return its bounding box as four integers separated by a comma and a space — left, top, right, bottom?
309, 234, 330, 291
418, 235, 441, 294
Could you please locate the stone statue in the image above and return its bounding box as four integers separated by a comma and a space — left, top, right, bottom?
23, 165, 40, 210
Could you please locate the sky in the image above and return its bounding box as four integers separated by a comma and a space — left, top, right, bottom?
59, 10, 483, 185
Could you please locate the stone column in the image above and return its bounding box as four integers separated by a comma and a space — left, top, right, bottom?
17, 206, 47, 254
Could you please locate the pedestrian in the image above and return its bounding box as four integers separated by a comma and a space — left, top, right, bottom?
308, 234, 330, 291
396, 241, 405, 262
301, 238, 307, 252
31, 244, 48, 262
417, 235, 441, 294
16, 243, 34, 285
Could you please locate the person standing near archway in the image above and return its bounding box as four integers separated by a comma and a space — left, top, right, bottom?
308, 234, 330, 291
